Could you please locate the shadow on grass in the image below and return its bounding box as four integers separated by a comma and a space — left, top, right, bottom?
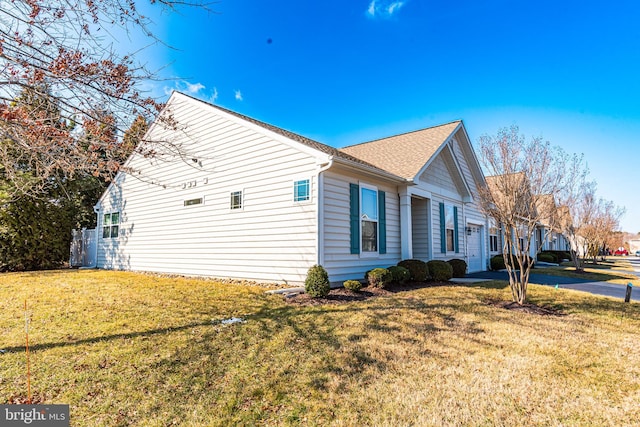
2, 320, 219, 353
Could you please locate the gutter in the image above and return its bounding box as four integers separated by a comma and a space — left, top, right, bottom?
331, 156, 409, 185
316, 157, 334, 266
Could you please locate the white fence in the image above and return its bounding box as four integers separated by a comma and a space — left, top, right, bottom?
70, 228, 97, 268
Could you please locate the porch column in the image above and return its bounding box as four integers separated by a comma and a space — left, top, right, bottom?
399, 190, 412, 260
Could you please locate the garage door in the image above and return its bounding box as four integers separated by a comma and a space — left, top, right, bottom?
467, 225, 483, 272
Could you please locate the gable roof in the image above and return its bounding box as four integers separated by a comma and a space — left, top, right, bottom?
175, 92, 405, 181
169, 93, 481, 187
339, 121, 462, 180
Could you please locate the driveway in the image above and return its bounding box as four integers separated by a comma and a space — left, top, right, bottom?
466, 266, 639, 302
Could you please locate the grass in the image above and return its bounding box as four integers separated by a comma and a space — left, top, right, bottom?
1, 269, 640, 426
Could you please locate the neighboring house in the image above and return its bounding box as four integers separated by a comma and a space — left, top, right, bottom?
534, 194, 571, 254
484, 176, 571, 261
94, 92, 488, 285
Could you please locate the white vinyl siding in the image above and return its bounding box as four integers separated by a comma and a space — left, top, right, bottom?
96, 94, 320, 285
419, 154, 459, 193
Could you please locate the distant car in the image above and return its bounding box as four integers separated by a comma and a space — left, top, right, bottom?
614, 248, 629, 256
635, 250, 640, 257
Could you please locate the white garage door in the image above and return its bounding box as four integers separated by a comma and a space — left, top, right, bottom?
467, 225, 483, 273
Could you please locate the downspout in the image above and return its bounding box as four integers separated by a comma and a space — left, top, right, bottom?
462, 202, 468, 264
316, 157, 334, 266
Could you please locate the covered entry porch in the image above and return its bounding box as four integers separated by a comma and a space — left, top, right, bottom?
398, 191, 486, 273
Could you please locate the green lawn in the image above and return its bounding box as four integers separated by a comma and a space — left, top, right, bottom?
1, 269, 640, 426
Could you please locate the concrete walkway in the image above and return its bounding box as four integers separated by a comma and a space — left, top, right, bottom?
465, 262, 639, 302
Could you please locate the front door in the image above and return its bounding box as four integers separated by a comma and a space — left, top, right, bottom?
467, 225, 483, 272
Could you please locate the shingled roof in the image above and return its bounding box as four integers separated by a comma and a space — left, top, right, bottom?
339, 121, 462, 180
176, 92, 403, 180
175, 92, 463, 183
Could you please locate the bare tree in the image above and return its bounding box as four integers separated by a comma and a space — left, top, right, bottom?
477, 125, 584, 305
554, 164, 592, 272
578, 195, 624, 263
0, 0, 209, 197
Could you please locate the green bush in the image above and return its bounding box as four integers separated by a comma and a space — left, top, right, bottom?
427, 260, 453, 282
541, 250, 571, 262
539, 251, 558, 263
537, 253, 556, 263
305, 264, 330, 298
397, 259, 429, 282
490, 254, 535, 271
447, 258, 467, 278
490, 255, 506, 271
388, 265, 411, 284
343, 280, 363, 292
367, 268, 392, 288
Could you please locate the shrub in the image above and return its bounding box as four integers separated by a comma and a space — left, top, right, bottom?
367, 268, 392, 288
388, 265, 411, 284
447, 258, 467, 278
397, 259, 429, 282
537, 253, 556, 263
305, 264, 330, 298
539, 251, 558, 263
491, 254, 535, 271
343, 279, 363, 292
490, 255, 506, 271
427, 260, 453, 282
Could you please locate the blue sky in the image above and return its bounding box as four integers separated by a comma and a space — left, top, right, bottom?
138, 0, 639, 233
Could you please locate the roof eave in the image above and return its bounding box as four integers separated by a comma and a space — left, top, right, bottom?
332, 157, 409, 184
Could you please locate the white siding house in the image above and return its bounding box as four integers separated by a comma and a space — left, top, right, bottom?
95, 92, 489, 285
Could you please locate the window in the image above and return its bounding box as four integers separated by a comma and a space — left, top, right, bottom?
102, 212, 120, 238
439, 203, 458, 253
184, 197, 203, 206
293, 179, 310, 202
350, 183, 386, 255
489, 227, 499, 252
445, 205, 455, 252
230, 191, 243, 209
361, 187, 378, 252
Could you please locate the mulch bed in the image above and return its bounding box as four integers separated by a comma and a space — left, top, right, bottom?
284, 281, 446, 306
285, 282, 566, 316
484, 299, 566, 316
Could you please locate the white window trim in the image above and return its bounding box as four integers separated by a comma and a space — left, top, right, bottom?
184, 195, 205, 207
445, 204, 455, 253
293, 178, 312, 204
230, 190, 244, 211
102, 211, 121, 239
359, 182, 379, 258
489, 225, 499, 253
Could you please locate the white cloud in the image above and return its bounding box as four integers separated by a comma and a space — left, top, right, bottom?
184, 82, 205, 94
234, 90, 243, 101
387, 1, 404, 15
163, 81, 220, 103
366, 0, 407, 19
164, 80, 205, 96
367, 0, 377, 17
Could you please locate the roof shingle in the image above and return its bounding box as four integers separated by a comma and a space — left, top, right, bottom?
339, 121, 462, 180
